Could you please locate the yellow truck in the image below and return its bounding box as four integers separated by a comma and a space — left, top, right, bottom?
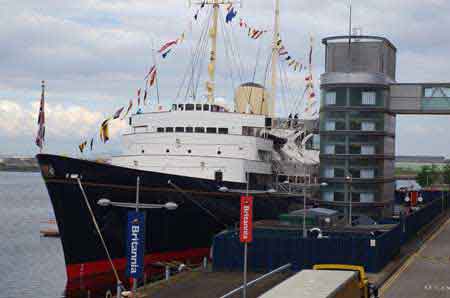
259, 264, 378, 298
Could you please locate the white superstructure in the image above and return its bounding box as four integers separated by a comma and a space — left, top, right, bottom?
112, 103, 274, 183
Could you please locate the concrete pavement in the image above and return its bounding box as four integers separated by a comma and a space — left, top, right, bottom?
380, 217, 450, 298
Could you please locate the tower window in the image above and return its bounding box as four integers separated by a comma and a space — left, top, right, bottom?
361, 121, 375, 131
362, 92, 376, 105
325, 121, 336, 131
324, 168, 335, 178
325, 92, 336, 105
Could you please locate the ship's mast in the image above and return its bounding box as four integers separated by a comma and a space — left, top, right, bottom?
207, 0, 220, 103
270, 0, 280, 117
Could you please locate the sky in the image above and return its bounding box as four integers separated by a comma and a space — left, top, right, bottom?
1, 0, 450, 157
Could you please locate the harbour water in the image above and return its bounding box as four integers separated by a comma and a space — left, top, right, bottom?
0, 171, 66, 298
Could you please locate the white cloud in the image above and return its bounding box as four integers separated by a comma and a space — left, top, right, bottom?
0, 99, 125, 141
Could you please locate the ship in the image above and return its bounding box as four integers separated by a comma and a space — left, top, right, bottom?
36, 1, 320, 296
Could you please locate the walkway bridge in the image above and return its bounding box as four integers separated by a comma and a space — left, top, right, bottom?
391, 84, 450, 114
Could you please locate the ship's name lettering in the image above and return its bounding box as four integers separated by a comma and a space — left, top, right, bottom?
242, 205, 250, 239
130, 225, 140, 274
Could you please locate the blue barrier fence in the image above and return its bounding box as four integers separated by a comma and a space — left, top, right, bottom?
213, 193, 449, 274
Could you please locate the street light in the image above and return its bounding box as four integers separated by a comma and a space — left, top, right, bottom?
97, 199, 178, 210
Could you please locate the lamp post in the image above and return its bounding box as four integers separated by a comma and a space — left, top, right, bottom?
97, 182, 178, 298
345, 175, 353, 226
301, 182, 328, 238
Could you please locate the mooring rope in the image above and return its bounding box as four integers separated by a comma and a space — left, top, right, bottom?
76, 178, 122, 285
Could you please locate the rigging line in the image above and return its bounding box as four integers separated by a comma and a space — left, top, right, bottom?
278, 59, 288, 116
183, 11, 209, 101
192, 6, 213, 101
281, 58, 295, 115
228, 16, 245, 82
151, 41, 161, 105
184, 8, 212, 101
167, 180, 229, 228
248, 37, 264, 114
218, 9, 237, 94
76, 178, 122, 285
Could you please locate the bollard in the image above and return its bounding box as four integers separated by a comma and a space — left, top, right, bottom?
203, 257, 208, 269
165, 265, 170, 281
116, 281, 122, 298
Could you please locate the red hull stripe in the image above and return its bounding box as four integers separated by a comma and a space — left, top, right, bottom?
66, 247, 210, 280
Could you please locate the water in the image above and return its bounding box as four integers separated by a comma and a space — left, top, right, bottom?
0, 172, 66, 298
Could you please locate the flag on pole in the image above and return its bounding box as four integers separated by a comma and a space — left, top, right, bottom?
35, 81, 46, 152
225, 7, 237, 23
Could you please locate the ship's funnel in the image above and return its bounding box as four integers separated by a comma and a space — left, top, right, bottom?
234, 82, 271, 115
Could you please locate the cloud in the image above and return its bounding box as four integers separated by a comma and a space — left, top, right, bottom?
1, 0, 450, 156
0, 99, 125, 140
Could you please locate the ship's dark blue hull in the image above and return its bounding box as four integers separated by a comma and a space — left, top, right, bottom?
36, 154, 300, 297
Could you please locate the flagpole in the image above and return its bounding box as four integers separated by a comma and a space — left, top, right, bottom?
41, 80, 45, 153
270, 0, 280, 117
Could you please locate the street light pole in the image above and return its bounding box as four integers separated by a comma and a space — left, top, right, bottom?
346, 175, 353, 226
132, 176, 140, 297
303, 186, 307, 238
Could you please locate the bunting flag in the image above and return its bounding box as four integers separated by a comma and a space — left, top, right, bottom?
100, 119, 111, 143
113, 106, 124, 119
137, 88, 141, 106
149, 68, 157, 87
143, 89, 148, 105
144, 65, 156, 80
162, 49, 172, 59
225, 7, 237, 23
121, 100, 133, 120
35, 81, 46, 151
78, 141, 87, 153
158, 40, 178, 53
90, 138, 94, 151
276, 38, 304, 72
309, 36, 314, 66
239, 18, 267, 40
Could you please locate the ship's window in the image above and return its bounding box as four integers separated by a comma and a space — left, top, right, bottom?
206, 127, 217, 134
211, 105, 219, 112
157, 127, 164, 133
186, 127, 194, 133
172, 104, 177, 111
178, 104, 184, 111
217, 150, 222, 155
196, 104, 202, 111
188, 149, 192, 154
218, 128, 228, 134
215, 171, 223, 182
186, 104, 195, 111
141, 149, 145, 154
175, 127, 185, 132
203, 104, 210, 111
166, 127, 174, 133
166, 149, 170, 153
195, 127, 205, 133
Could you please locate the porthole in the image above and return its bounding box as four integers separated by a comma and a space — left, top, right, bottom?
217, 151, 222, 155
166, 149, 170, 153
141, 150, 145, 154
188, 149, 192, 154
